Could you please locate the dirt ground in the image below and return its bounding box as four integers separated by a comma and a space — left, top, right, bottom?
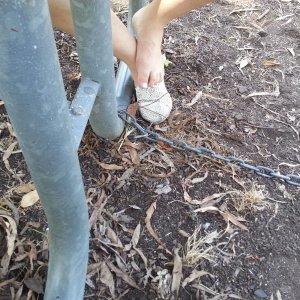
1, 0, 300, 299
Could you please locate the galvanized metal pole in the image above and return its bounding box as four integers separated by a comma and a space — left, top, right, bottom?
128, 0, 149, 32
70, 0, 124, 140
115, 0, 149, 111
0, 1, 88, 299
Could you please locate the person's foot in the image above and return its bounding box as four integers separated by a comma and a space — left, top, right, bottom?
132, 6, 165, 88
135, 81, 172, 124
131, 6, 172, 124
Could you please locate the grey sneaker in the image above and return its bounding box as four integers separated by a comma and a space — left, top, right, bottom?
135, 81, 173, 124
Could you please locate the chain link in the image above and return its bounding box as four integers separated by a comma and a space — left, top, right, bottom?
119, 111, 300, 187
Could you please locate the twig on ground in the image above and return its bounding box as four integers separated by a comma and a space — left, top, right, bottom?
251, 99, 288, 121
270, 117, 299, 140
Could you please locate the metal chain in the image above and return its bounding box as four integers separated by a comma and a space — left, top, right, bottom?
119, 111, 300, 187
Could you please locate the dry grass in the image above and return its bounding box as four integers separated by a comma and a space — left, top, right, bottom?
230, 182, 269, 212
184, 227, 219, 267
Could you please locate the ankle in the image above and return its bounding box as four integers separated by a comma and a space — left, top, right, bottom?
132, 7, 165, 38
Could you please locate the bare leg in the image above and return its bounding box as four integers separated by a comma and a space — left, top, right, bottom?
48, 0, 212, 89
132, 0, 213, 88
48, 0, 138, 84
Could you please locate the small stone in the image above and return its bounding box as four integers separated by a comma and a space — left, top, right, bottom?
202, 222, 211, 230
254, 289, 268, 298
154, 184, 172, 195
238, 86, 248, 94
235, 113, 244, 121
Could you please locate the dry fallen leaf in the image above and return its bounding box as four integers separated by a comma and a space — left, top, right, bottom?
145, 202, 172, 255
100, 261, 116, 298
157, 140, 173, 151
0, 277, 17, 289
164, 59, 173, 67
127, 102, 139, 116
171, 248, 182, 299
182, 270, 210, 288
134, 247, 148, 269
5, 122, 16, 137
287, 48, 295, 57
128, 146, 140, 165
106, 225, 123, 248
186, 91, 203, 107
194, 206, 248, 231
198, 192, 229, 206
98, 162, 124, 171
129, 205, 141, 210
20, 190, 39, 208
167, 111, 188, 130
184, 191, 227, 206
131, 222, 141, 248
178, 229, 190, 238
191, 171, 209, 184
276, 290, 282, 300
106, 261, 141, 290
3, 141, 18, 174
16, 183, 35, 194
262, 60, 280, 67
14, 285, 23, 300
239, 58, 250, 69
24, 277, 44, 294
191, 283, 218, 296
0, 215, 17, 277
145, 202, 162, 244
221, 210, 248, 231
245, 80, 280, 98
117, 168, 135, 189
